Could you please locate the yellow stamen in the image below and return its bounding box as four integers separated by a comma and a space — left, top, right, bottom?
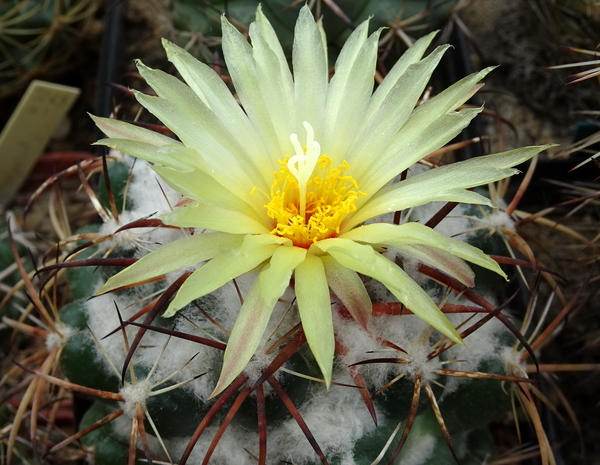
264, 122, 366, 249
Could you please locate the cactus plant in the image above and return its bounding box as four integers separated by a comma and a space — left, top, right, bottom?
33, 158, 533, 465
0, 0, 98, 99
170, 0, 454, 62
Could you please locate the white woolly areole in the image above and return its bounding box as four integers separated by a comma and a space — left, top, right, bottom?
479, 210, 516, 234
97, 210, 154, 252
334, 310, 443, 389
119, 379, 152, 417
45, 326, 75, 350
440, 309, 513, 395
169, 423, 265, 465
97, 157, 185, 256
269, 376, 380, 464
108, 148, 127, 162
501, 344, 528, 377
240, 347, 278, 387
403, 335, 443, 385
397, 432, 437, 465
85, 291, 145, 370
127, 159, 182, 212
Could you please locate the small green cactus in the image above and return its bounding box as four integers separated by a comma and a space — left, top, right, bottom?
0, 0, 98, 98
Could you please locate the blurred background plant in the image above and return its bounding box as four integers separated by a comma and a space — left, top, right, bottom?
0, 0, 100, 99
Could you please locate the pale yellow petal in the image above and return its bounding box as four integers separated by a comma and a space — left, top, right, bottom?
96, 232, 244, 295
315, 238, 462, 344
151, 165, 263, 220
91, 115, 179, 147
295, 254, 334, 387
250, 5, 295, 146
260, 246, 307, 307
321, 255, 371, 329
221, 16, 281, 159
347, 44, 452, 174
164, 243, 280, 317
212, 277, 274, 397
365, 31, 438, 116
395, 244, 476, 287
161, 39, 273, 186
323, 24, 381, 160
133, 62, 269, 198
341, 222, 506, 279
356, 106, 482, 198
345, 145, 550, 230
94, 139, 194, 172
293, 6, 328, 133
159, 203, 270, 235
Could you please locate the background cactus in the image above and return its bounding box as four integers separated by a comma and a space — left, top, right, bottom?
0, 0, 99, 99
171, 0, 452, 52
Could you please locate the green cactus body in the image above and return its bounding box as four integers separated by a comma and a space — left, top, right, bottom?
60, 331, 121, 395
97, 161, 134, 215
79, 401, 132, 465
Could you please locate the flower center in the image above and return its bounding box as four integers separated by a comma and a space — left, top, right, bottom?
264, 122, 365, 249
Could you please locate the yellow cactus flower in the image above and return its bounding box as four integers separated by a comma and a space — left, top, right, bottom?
93, 5, 548, 395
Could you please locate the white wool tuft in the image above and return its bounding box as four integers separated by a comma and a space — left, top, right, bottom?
398, 432, 437, 465
108, 148, 127, 162
46, 325, 75, 350
97, 210, 156, 253
241, 348, 277, 387
335, 309, 445, 387
85, 290, 150, 370
127, 316, 221, 400
479, 210, 516, 234
97, 157, 186, 256
168, 423, 264, 464
126, 159, 182, 214
501, 344, 528, 377
440, 309, 513, 395
119, 379, 152, 417
269, 377, 380, 464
